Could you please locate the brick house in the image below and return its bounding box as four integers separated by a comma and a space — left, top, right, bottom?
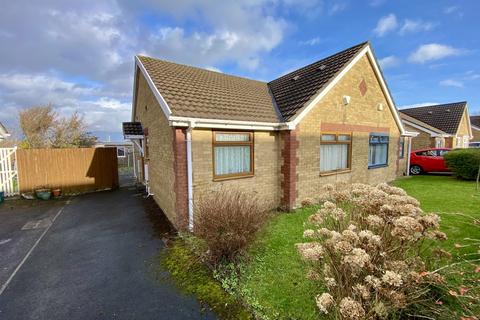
127, 42, 412, 230
400, 102, 473, 150
471, 116, 480, 145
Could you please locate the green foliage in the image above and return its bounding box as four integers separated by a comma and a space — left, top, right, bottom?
444, 148, 480, 180
159, 236, 252, 320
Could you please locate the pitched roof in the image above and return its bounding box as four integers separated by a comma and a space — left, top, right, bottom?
137, 56, 280, 123
137, 42, 371, 123
400, 113, 447, 135
471, 115, 480, 128
400, 102, 467, 135
268, 42, 368, 121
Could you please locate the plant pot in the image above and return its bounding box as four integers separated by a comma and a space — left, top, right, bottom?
35, 189, 52, 200
52, 189, 61, 197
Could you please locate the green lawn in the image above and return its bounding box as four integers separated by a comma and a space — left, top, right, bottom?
393, 175, 480, 256
238, 175, 480, 319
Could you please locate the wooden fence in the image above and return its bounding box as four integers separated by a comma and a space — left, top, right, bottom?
17, 148, 118, 193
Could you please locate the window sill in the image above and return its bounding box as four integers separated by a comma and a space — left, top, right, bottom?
319, 169, 351, 177
368, 164, 388, 169
213, 174, 254, 182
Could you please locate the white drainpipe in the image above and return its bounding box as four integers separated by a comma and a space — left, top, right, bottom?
186, 122, 194, 231
406, 136, 412, 176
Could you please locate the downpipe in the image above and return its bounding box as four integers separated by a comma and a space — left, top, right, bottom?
186, 122, 194, 231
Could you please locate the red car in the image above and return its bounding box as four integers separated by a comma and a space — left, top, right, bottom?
409, 148, 451, 175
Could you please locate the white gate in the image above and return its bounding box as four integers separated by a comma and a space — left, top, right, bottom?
0, 147, 19, 197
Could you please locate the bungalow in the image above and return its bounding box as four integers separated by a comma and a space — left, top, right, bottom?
471, 115, 480, 146
126, 41, 411, 230
400, 102, 473, 150
0, 122, 10, 141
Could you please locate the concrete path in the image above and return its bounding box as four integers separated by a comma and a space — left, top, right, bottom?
0, 189, 215, 320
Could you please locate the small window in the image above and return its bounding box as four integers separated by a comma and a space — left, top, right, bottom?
320, 132, 352, 173
117, 147, 126, 158
368, 133, 389, 168
399, 137, 405, 159
213, 132, 253, 180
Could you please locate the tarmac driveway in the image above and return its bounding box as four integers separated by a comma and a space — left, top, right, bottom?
0, 189, 215, 320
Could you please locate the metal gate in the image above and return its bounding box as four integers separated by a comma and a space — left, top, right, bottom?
0, 147, 19, 197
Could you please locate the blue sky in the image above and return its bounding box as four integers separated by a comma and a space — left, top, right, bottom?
0, 0, 479, 141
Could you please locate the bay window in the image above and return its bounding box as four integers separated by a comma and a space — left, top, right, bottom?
213, 131, 253, 180
320, 133, 352, 173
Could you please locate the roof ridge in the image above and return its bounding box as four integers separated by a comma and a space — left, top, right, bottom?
401, 101, 467, 111
136, 55, 267, 85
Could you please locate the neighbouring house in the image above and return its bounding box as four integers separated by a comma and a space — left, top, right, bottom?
126, 41, 413, 230
0, 122, 10, 141
470, 115, 480, 145
400, 102, 473, 150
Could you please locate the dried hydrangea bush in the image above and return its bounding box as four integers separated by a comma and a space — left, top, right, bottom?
297, 183, 477, 319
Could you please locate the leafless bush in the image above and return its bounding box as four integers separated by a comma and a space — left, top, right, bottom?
194, 188, 268, 264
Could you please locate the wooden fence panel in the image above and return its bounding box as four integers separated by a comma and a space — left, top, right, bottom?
16, 148, 118, 193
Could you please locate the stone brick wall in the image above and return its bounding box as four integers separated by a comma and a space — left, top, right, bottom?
295, 54, 404, 207
133, 71, 177, 225
453, 110, 471, 148
472, 128, 480, 142
403, 124, 434, 151
191, 129, 281, 212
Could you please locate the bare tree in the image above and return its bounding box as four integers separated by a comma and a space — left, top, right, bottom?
19, 105, 56, 148
19, 105, 97, 148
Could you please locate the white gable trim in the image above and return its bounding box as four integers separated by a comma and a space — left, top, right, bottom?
286, 45, 405, 135
461, 103, 473, 138
132, 56, 172, 121
472, 124, 480, 131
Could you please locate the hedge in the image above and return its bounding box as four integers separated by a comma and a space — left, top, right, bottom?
444, 148, 480, 180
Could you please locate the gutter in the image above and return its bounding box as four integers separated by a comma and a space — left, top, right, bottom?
186, 121, 195, 231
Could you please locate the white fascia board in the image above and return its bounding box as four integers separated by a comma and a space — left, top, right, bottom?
134, 56, 172, 119
402, 119, 448, 137
365, 47, 405, 135
285, 46, 406, 135
169, 116, 282, 131
463, 104, 473, 138
131, 61, 138, 122
472, 125, 480, 131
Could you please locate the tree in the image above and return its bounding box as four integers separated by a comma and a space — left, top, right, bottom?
19, 105, 97, 148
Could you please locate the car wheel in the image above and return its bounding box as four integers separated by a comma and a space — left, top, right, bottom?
410, 165, 422, 175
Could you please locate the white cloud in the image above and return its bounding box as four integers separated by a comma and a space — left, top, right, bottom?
444, 6, 458, 14
369, 0, 386, 7
300, 37, 322, 46
409, 43, 464, 64
399, 19, 435, 35
328, 3, 347, 15
0, 0, 296, 134
373, 14, 398, 37
205, 66, 223, 73
439, 79, 463, 88
378, 56, 400, 69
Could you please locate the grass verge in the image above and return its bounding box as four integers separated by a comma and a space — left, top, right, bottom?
159, 237, 253, 320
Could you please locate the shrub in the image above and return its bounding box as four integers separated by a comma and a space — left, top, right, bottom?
194, 188, 268, 264
297, 183, 477, 319
444, 148, 480, 180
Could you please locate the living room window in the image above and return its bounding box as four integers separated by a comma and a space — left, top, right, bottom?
369, 133, 389, 168
213, 131, 253, 180
320, 133, 352, 173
